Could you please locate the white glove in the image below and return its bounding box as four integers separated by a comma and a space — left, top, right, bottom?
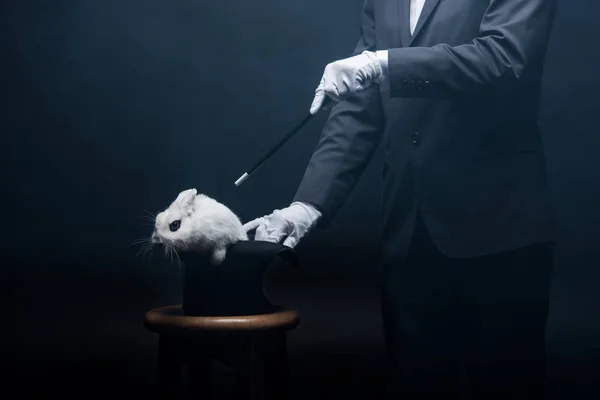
242, 202, 322, 248
310, 50, 387, 115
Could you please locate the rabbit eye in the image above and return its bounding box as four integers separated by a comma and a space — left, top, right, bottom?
169, 220, 181, 232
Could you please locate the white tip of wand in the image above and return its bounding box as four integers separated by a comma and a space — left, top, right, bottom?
234, 172, 249, 187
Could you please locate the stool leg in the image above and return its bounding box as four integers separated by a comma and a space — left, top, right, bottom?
156, 335, 183, 399
233, 340, 262, 400
186, 357, 211, 400
263, 332, 289, 400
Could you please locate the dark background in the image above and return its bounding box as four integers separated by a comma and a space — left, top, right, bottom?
1, 0, 599, 398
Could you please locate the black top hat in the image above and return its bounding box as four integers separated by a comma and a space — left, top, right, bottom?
179, 240, 298, 317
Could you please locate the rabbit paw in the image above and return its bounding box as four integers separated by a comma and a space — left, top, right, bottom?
210, 247, 227, 265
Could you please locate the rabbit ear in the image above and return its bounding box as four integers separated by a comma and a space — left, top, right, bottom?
175, 189, 197, 209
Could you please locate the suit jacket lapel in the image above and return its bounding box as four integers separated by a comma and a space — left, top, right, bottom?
398, 0, 412, 48
409, 0, 442, 46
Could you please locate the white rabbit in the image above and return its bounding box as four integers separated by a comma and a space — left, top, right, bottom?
151, 188, 247, 265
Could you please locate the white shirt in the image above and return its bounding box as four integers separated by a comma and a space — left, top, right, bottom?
376, 0, 426, 90
410, 0, 427, 35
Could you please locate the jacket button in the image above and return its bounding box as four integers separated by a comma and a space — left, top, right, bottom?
412, 131, 420, 144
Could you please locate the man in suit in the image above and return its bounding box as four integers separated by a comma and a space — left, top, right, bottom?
244, 0, 558, 397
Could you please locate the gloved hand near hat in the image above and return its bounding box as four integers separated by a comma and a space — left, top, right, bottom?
243, 202, 322, 249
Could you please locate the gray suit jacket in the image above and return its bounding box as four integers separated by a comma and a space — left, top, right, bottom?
293, 0, 558, 261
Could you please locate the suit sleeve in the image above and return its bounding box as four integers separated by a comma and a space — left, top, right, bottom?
292, 0, 384, 226
388, 0, 557, 98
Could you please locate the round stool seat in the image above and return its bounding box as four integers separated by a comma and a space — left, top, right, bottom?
144, 305, 299, 334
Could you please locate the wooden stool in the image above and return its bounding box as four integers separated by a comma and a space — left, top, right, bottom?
144, 304, 300, 399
